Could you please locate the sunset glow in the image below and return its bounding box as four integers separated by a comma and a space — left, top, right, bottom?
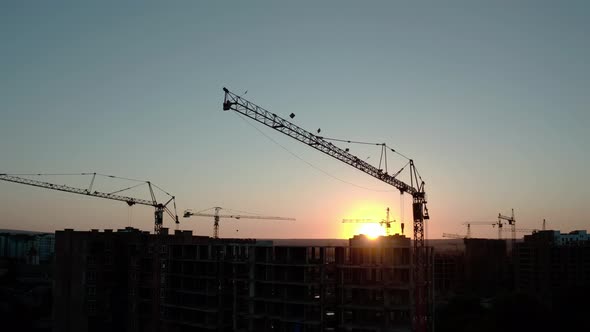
358, 224, 386, 239
340, 202, 400, 239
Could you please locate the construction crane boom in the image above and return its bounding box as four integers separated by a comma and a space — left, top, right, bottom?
184, 207, 295, 238
0, 173, 179, 234
222, 88, 430, 332
187, 213, 295, 221
223, 88, 424, 196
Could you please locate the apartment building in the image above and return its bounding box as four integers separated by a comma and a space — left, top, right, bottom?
514, 230, 590, 301
54, 229, 414, 332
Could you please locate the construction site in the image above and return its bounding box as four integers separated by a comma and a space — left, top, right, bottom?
0, 89, 432, 332
1, 89, 588, 332
51, 228, 415, 332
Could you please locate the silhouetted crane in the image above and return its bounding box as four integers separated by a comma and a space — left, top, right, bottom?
184, 206, 295, 238
0, 173, 179, 234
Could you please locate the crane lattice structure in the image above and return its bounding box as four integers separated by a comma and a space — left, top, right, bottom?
184, 206, 295, 239
498, 209, 516, 247
0, 173, 179, 234
342, 207, 402, 235
222, 87, 430, 332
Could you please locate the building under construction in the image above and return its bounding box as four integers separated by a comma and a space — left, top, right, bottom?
53, 228, 416, 332
514, 230, 590, 303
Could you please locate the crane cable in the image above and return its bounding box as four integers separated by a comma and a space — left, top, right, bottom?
320, 136, 411, 160
400, 192, 405, 232
234, 113, 397, 193
3, 172, 174, 198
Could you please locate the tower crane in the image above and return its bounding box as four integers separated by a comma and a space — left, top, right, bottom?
183, 207, 295, 239
222, 88, 431, 332
542, 219, 546, 231
0, 173, 179, 234
342, 207, 402, 235
498, 209, 516, 247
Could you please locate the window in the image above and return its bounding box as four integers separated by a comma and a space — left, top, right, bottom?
87, 301, 97, 314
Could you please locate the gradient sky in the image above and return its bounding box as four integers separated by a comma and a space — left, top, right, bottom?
1, 1, 588, 239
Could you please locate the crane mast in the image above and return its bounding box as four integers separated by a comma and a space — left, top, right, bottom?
222, 88, 431, 332
498, 209, 516, 247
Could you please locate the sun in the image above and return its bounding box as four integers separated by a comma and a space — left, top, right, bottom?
358, 224, 386, 239
340, 201, 396, 239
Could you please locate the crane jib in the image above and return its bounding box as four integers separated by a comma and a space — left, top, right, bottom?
222, 88, 421, 197
0, 173, 180, 232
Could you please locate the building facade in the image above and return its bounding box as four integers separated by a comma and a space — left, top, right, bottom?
463, 238, 510, 296
514, 230, 590, 302
54, 229, 414, 332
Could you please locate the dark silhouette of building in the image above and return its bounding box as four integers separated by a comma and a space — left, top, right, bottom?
0, 232, 55, 265
514, 230, 590, 302
0, 231, 54, 331
161, 231, 256, 331
337, 235, 412, 332
433, 250, 464, 298
463, 239, 510, 296
53, 229, 415, 332
54, 228, 155, 332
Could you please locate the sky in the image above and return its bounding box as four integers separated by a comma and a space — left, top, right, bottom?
1, 1, 588, 239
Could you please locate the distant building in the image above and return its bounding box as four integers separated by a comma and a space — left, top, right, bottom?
553, 230, 590, 246
0, 232, 55, 265
514, 230, 590, 303
53, 229, 417, 332
36, 233, 55, 263
0, 232, 54, 331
